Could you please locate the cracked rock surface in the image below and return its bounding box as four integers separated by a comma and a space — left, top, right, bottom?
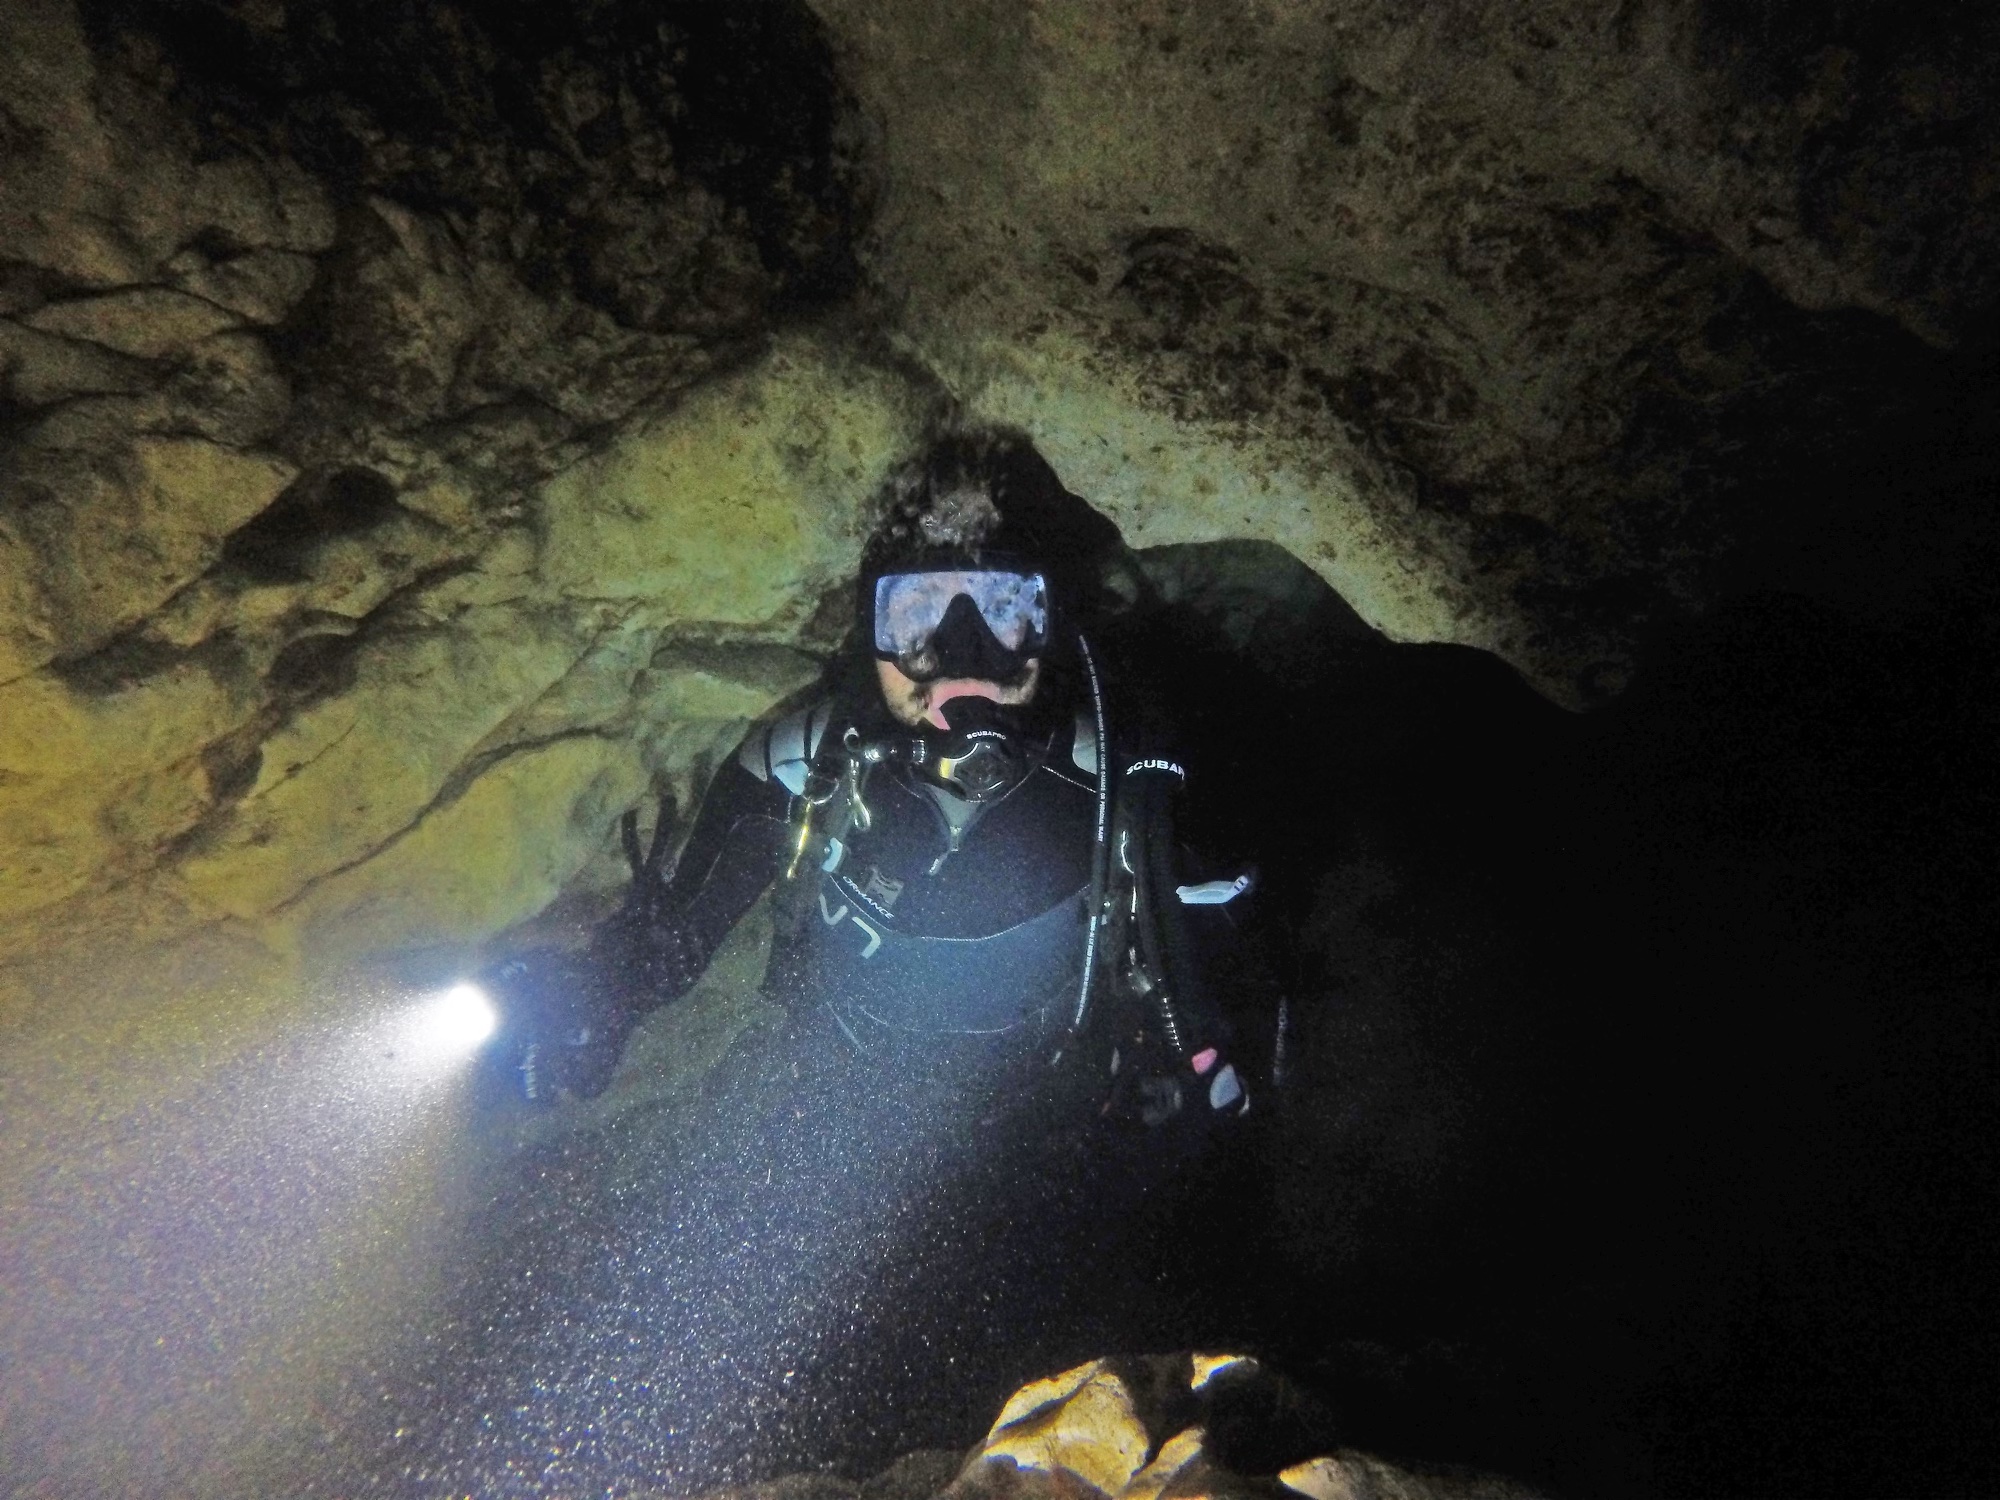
812, 0, 1999, 700
5, 0, 1998, 967
0, 0, 921, 963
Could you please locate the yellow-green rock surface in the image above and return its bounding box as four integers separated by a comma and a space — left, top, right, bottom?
1, 332, 920, 967
943, 1353, 1546, 1500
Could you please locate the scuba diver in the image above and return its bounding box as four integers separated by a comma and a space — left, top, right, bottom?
489, 426, 1279, 1135
405, 429, 1288, 1488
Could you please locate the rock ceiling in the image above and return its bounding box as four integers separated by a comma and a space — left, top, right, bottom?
2, 0, 1994, 967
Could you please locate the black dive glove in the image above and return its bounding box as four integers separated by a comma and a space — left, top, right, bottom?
486, 797, 711, 1105
593, 792, 707, 1009
1103, 1030, 1251, 1129
483, 945, 635, 1103
484, 905, 705, 1106
590, 896, 705, 1011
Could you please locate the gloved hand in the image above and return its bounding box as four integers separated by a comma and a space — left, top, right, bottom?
598, 794, 705, 1008
484, 797, 709, 1105
1100, 1034, 1250, 1128
590, 893, 705, 1009
1188, 1045, 1250, 1117
483, 945, 636, 1104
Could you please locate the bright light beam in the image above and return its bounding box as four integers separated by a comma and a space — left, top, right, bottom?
402, 981, 498, 1065
429, 981, 499, 1049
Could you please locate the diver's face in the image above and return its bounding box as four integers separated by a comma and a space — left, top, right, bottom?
876, 658, 1042, 730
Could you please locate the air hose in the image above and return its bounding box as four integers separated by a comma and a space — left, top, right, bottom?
1132, 773, 1192, 1059
1148, 775, 1210, 1054
1068, 633, 1111, 1037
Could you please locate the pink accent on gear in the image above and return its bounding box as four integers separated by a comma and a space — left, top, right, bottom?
923, 679, 1005, 729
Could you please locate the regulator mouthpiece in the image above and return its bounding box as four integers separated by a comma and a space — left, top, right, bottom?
928, 698, 1034, 802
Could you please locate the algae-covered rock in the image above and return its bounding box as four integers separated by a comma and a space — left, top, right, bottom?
539, 337, 935, 629
0, 660, 255, 920
22, 287, 240, 360
0, 438, 296, 682
171, 604, 614, 922
281, 731, 651, 958
8, 0, 1996, 968
0, 0, 908, 974
0, 331, 924, 967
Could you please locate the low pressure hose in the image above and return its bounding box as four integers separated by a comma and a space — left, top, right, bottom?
1144, 776, 1208, 1051
1068, 633, 1111, 1037
1133, 775, 1190, 1059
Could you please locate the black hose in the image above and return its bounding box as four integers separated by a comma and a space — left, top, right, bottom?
1134, 775, 1190, 1059
1145, 780, 1209, 1041
1068, 633, 1111, 1036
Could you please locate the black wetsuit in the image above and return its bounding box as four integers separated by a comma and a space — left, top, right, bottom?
415, 669, 1267, 1494
639, 670, 1231, 1080
624, 648, 1256, 1104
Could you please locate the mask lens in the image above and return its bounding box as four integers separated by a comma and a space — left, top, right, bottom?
874, 571, 1049, 658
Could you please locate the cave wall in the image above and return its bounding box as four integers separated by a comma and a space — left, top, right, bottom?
5, 0, 1997, 975
809, 0, 1997, 702
0, 11, 930, 1474
0, 0, 945, 977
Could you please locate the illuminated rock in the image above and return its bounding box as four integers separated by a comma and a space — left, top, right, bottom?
972, 1359, 1153, 1496
944, 1353, 1546, 1500
0, 328, 917, 961
0, 0, 900, 969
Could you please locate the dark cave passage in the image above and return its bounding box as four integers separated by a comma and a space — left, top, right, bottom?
267, 531, 1998, 1500
1128, 551, 1999, 1499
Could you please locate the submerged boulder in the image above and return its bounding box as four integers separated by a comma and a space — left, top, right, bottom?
949, 1353, 1544, 1500
678, 1354, 1546, 1500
